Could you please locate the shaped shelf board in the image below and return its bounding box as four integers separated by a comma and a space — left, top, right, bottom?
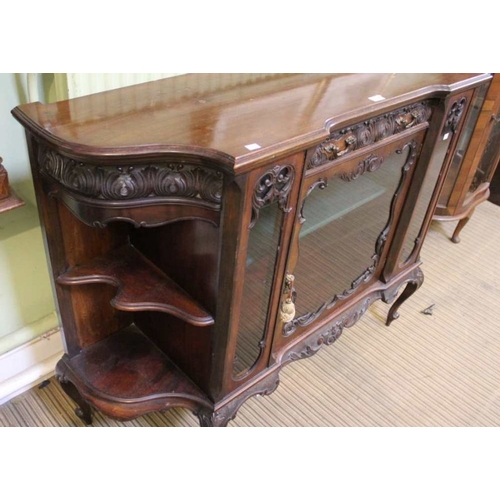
58, 324, 211, 418
57, 244, 214, 327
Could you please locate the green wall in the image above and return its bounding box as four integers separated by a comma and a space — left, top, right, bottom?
0, 73, 57, 355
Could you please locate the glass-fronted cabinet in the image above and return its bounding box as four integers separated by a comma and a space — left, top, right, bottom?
434, 74, 500, 243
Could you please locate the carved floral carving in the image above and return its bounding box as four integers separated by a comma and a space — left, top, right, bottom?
307, 101, 431, 169
250, 164, 294, 228
284, 140, 419, 336
444, 97, 467, 134
37, 147, 224, 204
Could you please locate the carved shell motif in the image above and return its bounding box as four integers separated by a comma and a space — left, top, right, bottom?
37, 148, 224, 204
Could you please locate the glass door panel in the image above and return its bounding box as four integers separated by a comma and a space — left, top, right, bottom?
285, 142, 415, 336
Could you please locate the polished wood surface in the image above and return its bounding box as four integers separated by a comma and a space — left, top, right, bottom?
57, 244, 214, 327
0, 157, 24, 213
56, 324, 211, 421
12, 73, 486, 171
12, 73, 491, 426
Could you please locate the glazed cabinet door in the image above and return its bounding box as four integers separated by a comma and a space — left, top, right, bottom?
228, 153, 303, 386
271, 127, 428, 356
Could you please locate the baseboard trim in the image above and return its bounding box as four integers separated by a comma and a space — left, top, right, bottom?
0, 311, 59, 355
0, 327, 63, 405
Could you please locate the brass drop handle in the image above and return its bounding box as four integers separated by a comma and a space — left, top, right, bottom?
280, 298, 296, 323
280, 273, 296, 323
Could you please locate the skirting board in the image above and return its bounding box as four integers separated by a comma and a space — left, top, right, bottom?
0, 321, 63, 406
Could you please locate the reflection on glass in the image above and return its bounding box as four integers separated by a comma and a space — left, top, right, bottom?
473, 119, 500, 190
399, 136, 451, 264
233, 203, 282, 378
293, 149, 409, 320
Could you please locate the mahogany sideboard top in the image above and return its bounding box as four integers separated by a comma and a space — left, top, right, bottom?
12, 73, 486, 172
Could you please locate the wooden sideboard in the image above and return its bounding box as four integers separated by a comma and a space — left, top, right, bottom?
434, 73, 500, 242
12, 73, 491, 426
0, 157, 24, 213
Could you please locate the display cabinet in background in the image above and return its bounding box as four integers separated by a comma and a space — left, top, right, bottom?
434, 73, 500, 242
12, 73, 492, 426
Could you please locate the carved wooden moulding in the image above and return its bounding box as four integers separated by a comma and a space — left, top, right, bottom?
307, 100, 432, 170
250, 164, 294, 228
37, 147, 224, 205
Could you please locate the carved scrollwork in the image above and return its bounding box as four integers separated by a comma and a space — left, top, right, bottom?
283, 297, 374, 363
37, 147, 224, 204
194, 372, 280, 427
340, 154, 384, 182
299, 178, 327, 224
249, 164, 294, 228
307, 101, 432, 170
382, 267, 424, 306
284, 140, 419, 337
444, 97, 467, 134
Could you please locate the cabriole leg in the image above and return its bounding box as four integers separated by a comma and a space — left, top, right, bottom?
386, 269, 424, 327
451, 210, 475, 244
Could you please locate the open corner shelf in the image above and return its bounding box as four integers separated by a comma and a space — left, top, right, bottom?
57, 244, 214, 327
60, 324, 211, 414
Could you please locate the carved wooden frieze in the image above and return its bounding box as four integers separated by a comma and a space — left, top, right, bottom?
284, 140, 419, 336
282, 297, 374, 364
37, 147, 224, 205
307, 101, 431, 170
249, 164, 294, 228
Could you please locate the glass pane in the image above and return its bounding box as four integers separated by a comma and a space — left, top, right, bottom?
399, 136, 451, 264
292, 148, 410, 323
438, 85, 488, 206
472, 119, 500, 190
233, 202, 282, 377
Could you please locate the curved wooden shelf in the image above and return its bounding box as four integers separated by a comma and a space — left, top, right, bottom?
56, 325, 212, 422
57, 244, 214, 327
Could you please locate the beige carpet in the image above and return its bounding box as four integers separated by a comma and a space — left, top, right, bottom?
1, 201, 499, 427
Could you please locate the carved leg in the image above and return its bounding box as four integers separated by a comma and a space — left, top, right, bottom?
386, 269, 424, 327
451, 210, 474, 243
193, 371, 280, 427
55, 363, 92, 425
194, 406, 234, 427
